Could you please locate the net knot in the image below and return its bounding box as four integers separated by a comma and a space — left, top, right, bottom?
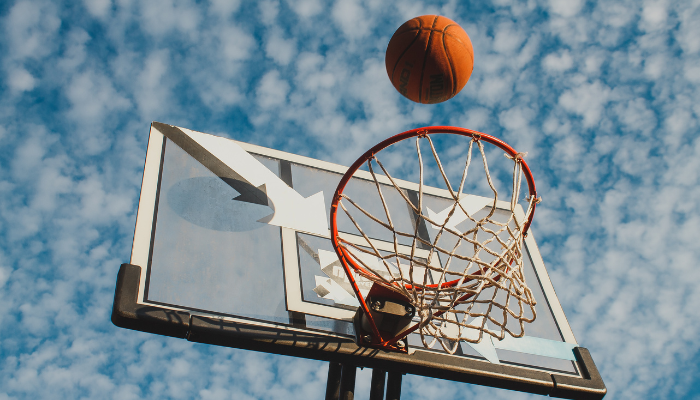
526, 195, 542, 204
505, 152, 528, 162
417, 130, 429, 138
471, 133, 482, 142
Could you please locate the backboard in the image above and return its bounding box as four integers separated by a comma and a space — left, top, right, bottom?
112, 122, 605, 399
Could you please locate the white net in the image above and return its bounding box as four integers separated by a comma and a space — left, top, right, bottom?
335, 134, 539, 354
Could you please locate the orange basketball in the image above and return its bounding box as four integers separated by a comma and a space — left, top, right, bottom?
386, 15, 474, 104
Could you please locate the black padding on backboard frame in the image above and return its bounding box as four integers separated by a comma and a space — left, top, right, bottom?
111, 263, 606, 399
111, 263, 190, 339
550, 348, 607, 400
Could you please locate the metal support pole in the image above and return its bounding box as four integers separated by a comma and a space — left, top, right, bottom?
325, 362, 342, 400
369, 369, 386, 400
339, 364, 357, 400
385, 371, 402, 400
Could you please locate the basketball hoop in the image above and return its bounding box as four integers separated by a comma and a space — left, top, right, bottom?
329, 126, 539, 354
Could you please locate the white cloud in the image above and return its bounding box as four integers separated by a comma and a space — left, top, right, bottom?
542, 50, 573, 72
493, 21, 525, 54
548, 15, 592, 46
75, 172, 133, 225
542, 115, 571, 136
4, 0, 61, 61
6, 67, 36, 92
256, 70, 290, 109
82, 0, 112, 18
640, 0, 668, 30
454, 107, 491, 131
286, 0, 323, 19
294, 52, 338, 92
595, 2, 637, 28
62, 70, 131, 154
643, 53, 665, 79
138, 0, 201, 39
332, 0, 371, 40
218, 25, 255, 64
65, 70, 131, 129
0, 266, 9, 289
615, 97, 657, 135
559, 80, 612, 127
56, 29, 91, 72
259, 0, 279, 26
265, 31, 297, 66
499, 105, 535, 132
683, 59, 700, 83
677, 3, 700, 54
477, 75, 513, 106
208, 0, 241, 19
135, 50, 171, 118
31, 159, 73, 212
10, 125, 57, 181
548, 0, 584, 17
663, 107, 694, 147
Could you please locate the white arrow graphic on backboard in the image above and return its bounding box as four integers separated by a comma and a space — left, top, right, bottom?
426, 195, 493, 233
180, 128, 328, 236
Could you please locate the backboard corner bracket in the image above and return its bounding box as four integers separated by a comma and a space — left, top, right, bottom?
111, 263, 190, 339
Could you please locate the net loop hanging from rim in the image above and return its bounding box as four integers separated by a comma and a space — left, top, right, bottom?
329, 126, 539, 354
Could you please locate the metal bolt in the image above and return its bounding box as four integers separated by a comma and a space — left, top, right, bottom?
396, 339, 406, 348
405, 305, 414, 317
371, 300, 382, 311
362, 334, 373, 343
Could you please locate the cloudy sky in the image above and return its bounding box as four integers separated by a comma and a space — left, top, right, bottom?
1, 0, 700, 399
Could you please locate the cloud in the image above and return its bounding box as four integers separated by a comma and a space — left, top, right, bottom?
63, 70, 131, 154
82, 0, 112, 18
677, 3, 700, 54
286, 0, 323, 19
208, 0, 241, 19
559, 80, 612, 127
138, 0, 201, 39
6, 67, 36, 92
454, 107, 491, 131
542, 50, 573, 73
615, 97, 657, 135
265, 30, 297, 66
56, 29, 91, 73
332, 0, 372, 40
134, 50, 172, 119
548, 0, 585, 17
640, 0, 668, 31
217, 25, 255, 64
493, 21, 526, 54
3, 0, 61, 62
259, 0, 279, 26
256, 70, 290, 109
65, 71, 131, 123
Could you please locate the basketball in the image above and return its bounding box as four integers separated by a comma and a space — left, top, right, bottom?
385, 15, 474, 104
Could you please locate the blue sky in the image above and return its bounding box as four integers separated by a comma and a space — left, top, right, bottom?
1, 0, 700, 399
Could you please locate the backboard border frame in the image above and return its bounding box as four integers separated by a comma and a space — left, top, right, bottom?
131, 122, 580, 355
116, 122, 604, 399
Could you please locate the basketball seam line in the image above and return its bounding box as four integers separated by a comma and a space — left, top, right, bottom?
390, 21, 424, 85
396, 25, 471, 49
393, 17, 422, 36
443, 26, 473, 57
442, 25, 457, 98
419, 15, 440, 103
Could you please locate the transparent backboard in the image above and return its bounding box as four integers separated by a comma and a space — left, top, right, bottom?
122, 123, 604, 394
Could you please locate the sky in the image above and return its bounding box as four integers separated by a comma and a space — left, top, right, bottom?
1, 0, 699, 399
